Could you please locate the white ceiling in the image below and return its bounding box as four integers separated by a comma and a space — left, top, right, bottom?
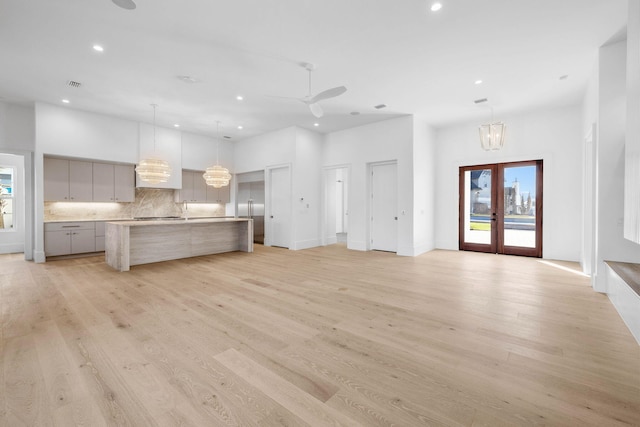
0, 0, 627, 140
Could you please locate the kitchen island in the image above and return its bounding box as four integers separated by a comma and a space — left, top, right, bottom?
105, 218, 253, 271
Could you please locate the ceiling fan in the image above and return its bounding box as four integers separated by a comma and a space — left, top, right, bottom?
277, 62, 347, 118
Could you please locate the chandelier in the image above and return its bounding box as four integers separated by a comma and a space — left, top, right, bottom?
203, 121, 231, 188
479, 122, 506, 151
136, 104, 171, 184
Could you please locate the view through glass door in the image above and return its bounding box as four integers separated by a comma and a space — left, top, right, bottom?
459, 160, 543, 257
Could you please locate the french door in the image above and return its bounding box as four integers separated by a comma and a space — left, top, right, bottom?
459, 160, 543, 257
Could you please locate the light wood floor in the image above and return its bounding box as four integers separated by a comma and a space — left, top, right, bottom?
1, 245, 639, 426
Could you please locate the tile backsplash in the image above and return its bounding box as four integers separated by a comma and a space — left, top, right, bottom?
44, 188, 226, 221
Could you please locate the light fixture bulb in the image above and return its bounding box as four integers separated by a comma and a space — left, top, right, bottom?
431, 2, 442, 12
61, 99, 70, 104
93, 45, 104, 52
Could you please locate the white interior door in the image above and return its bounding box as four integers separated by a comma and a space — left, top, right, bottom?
371, 162, 397, 252
0, 154, 25, 254
268, 166, 291, 248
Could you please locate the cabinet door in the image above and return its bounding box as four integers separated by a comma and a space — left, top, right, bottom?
93, 163, 115, 202
69, 160, 93, 201
217, 184, 231, 203
44, 158, 70, 201
206, 184, 230, 203
44, 230, 71, 256
192, 171, 207, 202
177, 170, 194, 202
114, 164, 135, 202
70, 229, 96, 254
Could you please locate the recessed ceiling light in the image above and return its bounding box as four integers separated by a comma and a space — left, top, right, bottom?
236, 95, 244, 101
93, 45, 104, 52
430, 2, 442, 12
474, 79, 483, 85
173, 124, 180, 128
374, 104, 387, 109
237, 125, 243, 130
350, 111, 361, 116
559, 74, 569, 80
314, 123, 319, 127
61, 99, 70, 104
112, 0, 136, 10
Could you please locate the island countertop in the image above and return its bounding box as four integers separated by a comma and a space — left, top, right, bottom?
105, 217, 253, 271
107, 217, 249, 226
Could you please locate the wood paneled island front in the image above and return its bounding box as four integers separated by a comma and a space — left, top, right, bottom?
105, 218, 253, 271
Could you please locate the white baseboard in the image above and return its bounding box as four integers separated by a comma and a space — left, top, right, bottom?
606, 265, 640, 345
292, 239, 321, 251
34, 250, 46, 263
0, 243, 24, 254
348, 240, 367, 251
325, 236, 338, 245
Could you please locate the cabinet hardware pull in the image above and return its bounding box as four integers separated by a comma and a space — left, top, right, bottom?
62, 225, 81, 228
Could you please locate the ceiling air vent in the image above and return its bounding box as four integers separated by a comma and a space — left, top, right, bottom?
374, 104, 387, 109
67, 80, 82, 88
474, 98, 488, 104
224, 136, 231, 139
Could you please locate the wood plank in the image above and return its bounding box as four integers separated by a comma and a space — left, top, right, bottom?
215, 348, 360, 426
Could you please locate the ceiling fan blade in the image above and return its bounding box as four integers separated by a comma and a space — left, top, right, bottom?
309, 86, 347, 104
309, 103, 323, 118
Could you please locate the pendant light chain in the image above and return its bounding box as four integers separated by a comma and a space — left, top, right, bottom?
135, 103, 172, 184
203, 120, 232, 188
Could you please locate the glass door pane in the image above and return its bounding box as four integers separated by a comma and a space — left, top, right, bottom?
460, 165, 496, 253
502, 165, 536, 248
464, 168, 493, 245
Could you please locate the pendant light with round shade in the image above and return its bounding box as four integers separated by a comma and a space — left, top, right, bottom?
136, 104, 172, 184
203, 121, 232, 188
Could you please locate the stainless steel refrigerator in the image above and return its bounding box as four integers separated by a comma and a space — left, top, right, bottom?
237, 181, 264, 243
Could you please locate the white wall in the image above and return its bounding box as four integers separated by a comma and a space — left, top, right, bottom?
434, 105, 583, 261
412, 115, 436, 255
592, 40, 640, 291
0, 102, 35, 152
323, 116, 415, 255
233, 126, 321, 249
625, 0, 640, 244
182, 132, 234, 173
36, 103, 138, 162
234, 126, 296, 174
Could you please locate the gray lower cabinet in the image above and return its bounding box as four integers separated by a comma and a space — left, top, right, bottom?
44, 222, 96, 256
95, 221, 106, 251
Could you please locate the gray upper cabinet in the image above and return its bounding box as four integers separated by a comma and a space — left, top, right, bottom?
176, 170, 230, 203
93, 163, 135, 202
44, 158, 93, 202
45, 157, 135, 202
206, 183, 230, 204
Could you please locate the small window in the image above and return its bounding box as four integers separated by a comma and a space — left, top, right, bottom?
0, 167, 14, 230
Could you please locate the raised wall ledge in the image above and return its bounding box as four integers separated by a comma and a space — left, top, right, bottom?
605, 261, 640, 297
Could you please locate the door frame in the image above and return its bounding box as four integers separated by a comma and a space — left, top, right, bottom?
459, 159, 543, 258
0, 150, 32, 259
